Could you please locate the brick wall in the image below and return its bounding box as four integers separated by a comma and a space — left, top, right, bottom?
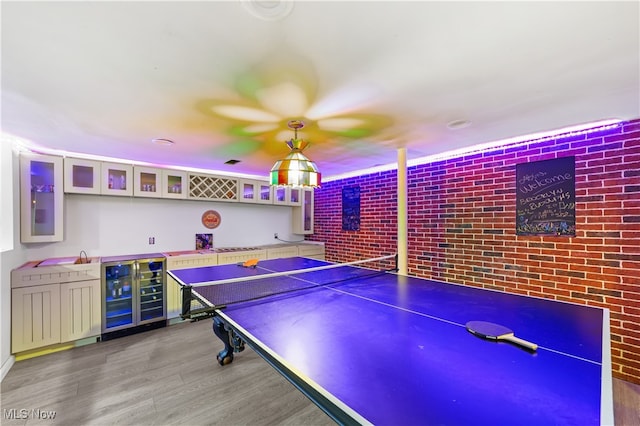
310, 118, 640, 384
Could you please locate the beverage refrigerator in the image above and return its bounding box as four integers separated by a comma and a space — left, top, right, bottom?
101, 253, 166, 336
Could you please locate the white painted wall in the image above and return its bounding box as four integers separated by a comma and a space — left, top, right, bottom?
0, 148, 298, 381
1, 145, 23, 381
26, 193, 295, 259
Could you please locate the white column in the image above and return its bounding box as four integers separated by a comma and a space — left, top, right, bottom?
397, 148, 408, 275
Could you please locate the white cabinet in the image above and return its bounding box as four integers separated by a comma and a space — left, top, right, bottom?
266, 245, 299, 259
165, 251, 218, 320
20, 153, 64, 243
273, 186, 287, 205
64, 157, 101, 194
59, 156, 296, 206
188, 173, 239, 201
101, 162, 133, 196
133, 166, 161, 198
66, 161, 187, 199
290, 187, 302, 206
272, 186, 302, 206
134, 167, 189, 199
293, 188, 314, 234
162, 169, 188, 199
11, 258, 101, 354
239, 179, 273, 204
12, 284, 61, 352
297, 242, 325, 260
217, 249, 267, 265
60, 280, 102, 343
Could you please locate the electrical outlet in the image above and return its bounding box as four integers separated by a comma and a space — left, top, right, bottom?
274, 233, 278, 239
149, 237, 155, 244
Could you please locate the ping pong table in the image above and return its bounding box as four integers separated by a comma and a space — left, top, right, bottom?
169, 256, 614, 425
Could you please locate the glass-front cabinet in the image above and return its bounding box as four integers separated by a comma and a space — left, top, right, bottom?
101, 254, 166, 334
101, 162, 133, 196
290, 187, 301, 206
273, 186, 302, 206
293, 188, 314, 234
133, 166, 161, 198
239, 179, 272, 204
64, 157, 101, 194
20, 153, 64, 243
257, 182, 272, 204
133, 166, 188, 199
162, 170, 187, 199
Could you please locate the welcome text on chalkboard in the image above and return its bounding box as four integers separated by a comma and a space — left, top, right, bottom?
516, 156, 576, 236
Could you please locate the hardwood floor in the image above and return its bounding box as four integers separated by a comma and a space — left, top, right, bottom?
1, 320, 639, 425
614, 379, 640, 426
1, 320, 331, 425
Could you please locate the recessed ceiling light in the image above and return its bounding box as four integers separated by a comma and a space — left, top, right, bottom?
242, 0, 294, 21
446, 120, 472, 130
151, 138, 175, 146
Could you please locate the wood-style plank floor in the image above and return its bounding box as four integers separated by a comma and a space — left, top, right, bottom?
1, 320, 639, 425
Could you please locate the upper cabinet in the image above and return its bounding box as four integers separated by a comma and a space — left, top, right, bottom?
135, 167, 189, 199
162, 169, 188, 199
20, 153, 64, 243
239, 179, 273, 204
66, 153, 319, 207
272, 186, 302, 206
64, 158, 101, 194
101, 162, 133, 196
290, 187, 301, 206
65, 160, 187, 199
133, 166, 161, 198
293, 188, 314, 234
188, 173, 238, 201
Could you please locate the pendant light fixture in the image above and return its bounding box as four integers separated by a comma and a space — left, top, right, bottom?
270, 120, 321, 187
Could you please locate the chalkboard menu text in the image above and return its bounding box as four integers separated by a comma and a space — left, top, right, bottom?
516, 156, 575, 236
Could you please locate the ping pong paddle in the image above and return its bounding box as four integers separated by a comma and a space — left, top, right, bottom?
466, 321, 538, 351
239, 258, 259, 268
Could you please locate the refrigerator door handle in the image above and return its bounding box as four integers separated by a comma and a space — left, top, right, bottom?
134, 261, 140, 280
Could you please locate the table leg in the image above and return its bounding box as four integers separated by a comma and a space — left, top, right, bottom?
212, 316, 245, 365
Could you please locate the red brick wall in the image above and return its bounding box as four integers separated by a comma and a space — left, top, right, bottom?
313, 171, 398, 262
310, 119, 640, 384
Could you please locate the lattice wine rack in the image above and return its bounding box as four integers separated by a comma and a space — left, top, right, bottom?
188, 175, 238, 200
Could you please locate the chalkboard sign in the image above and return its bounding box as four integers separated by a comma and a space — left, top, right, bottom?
342, 186, 360, 231
516, 156, 575, 236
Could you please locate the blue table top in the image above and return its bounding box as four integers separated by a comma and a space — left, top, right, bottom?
171, 257, 612, 425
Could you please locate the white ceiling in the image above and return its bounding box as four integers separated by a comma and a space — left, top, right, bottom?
2, 1, 639, 180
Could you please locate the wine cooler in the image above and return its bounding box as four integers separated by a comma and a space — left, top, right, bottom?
101, 253, 166, 334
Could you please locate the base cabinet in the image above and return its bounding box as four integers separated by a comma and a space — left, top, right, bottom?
12, 284, 61, 352
165, 252, 218, 320
266, 245, 299, 259
216, 249, 267, 265
60, 280, 102, 342
11, 259, 101, 354
297, 243, 325, 260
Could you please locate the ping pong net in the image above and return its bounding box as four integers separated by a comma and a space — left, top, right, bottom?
181, 254, 398, 320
